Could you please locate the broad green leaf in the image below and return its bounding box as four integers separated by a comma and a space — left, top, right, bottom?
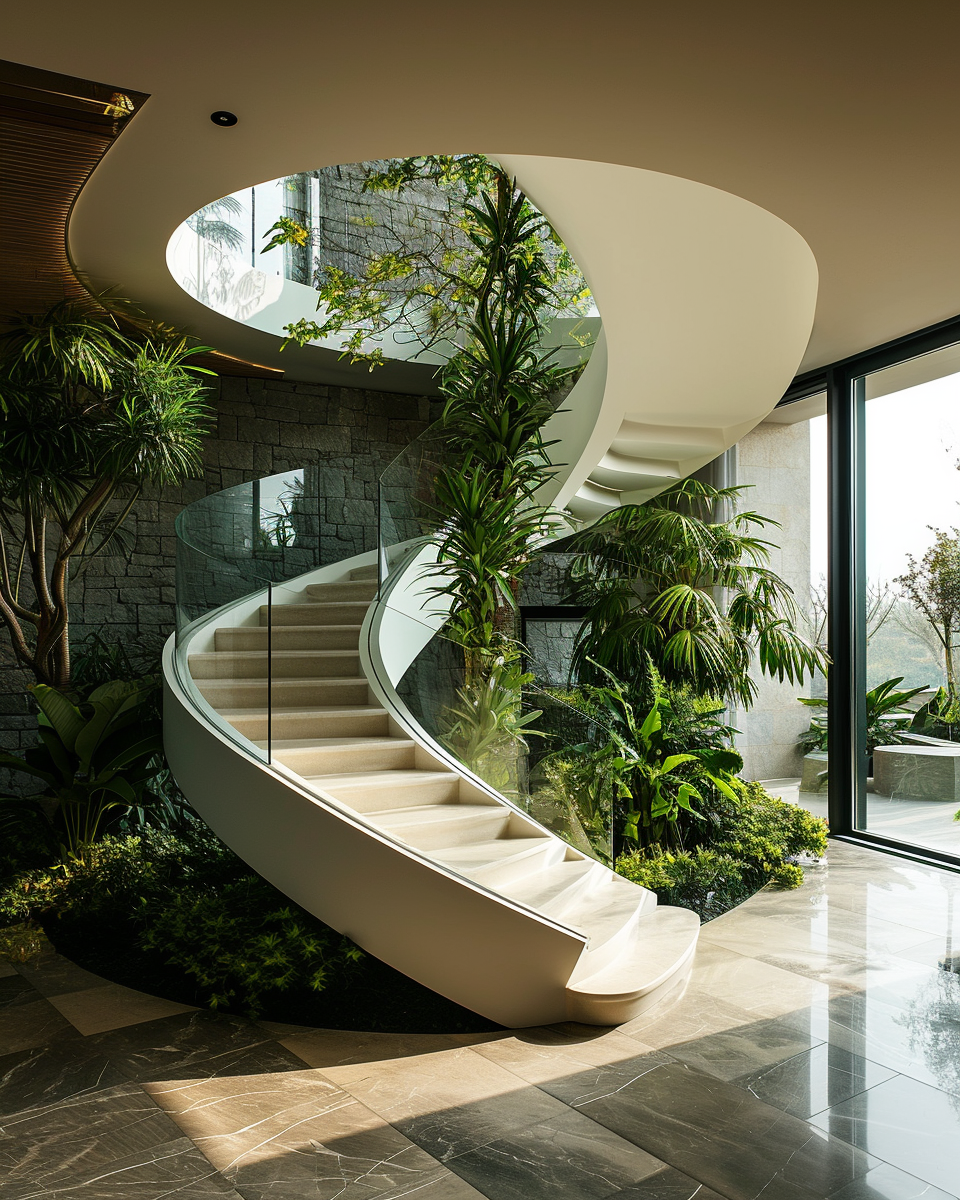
30, 685, 85, 752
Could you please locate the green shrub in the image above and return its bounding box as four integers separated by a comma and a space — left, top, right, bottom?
0, 829, 363, 1017
616, 781, 827, 920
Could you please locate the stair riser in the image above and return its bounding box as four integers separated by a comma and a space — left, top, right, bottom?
387, 811, 512, 851
275, 743, 417, 774
306, 582, 378, 603
215, 627, 361, 651
196, 680, 370, 708
190, 654, 361, 680
259, 603, 370, 626
349, 565, 379, 581
321, 776, 461, 812
228, 711, 389, 741
468, 840, 565, 888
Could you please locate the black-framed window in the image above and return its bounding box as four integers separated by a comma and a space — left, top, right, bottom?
782, 313, 960, 870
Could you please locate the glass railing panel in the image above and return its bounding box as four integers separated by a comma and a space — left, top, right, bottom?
175, 465, 382, 772
374, 576, 615, 865
171, 534, 273, 766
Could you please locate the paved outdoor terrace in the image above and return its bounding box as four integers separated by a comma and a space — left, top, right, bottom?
800, 789, 960, 858
2, 840, 959, 1200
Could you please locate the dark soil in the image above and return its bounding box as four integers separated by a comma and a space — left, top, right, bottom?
43, 910, 502, 1035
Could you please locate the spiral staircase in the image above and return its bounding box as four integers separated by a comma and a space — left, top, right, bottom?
162, 160, 819, 1028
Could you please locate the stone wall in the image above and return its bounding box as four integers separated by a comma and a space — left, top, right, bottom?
0, 374, 437, 766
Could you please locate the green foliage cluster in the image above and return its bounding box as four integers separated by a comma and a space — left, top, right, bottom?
617, 781, 827, 919
0, 299, 211, 686
0, 679, 162, 860
0, 830, 362, 1017
263, 154, 590, 366
896, 528, 960, 706
798, 676, 928, 756
566, 478, 827, 708
535, 662, 741, 854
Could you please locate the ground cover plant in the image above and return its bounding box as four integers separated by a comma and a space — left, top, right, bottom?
616, 779, 828, 920
0, 826, 499, 1033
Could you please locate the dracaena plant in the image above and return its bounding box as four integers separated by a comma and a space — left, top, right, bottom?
0, 301, 212, 688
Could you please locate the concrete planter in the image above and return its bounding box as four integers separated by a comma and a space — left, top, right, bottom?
800, 751, 829, 793
873, 744, 960, 802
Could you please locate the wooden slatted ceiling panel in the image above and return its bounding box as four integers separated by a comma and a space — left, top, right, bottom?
0, 59, 280, 378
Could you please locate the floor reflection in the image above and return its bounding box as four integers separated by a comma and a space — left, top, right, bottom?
1, 839, 959, 1199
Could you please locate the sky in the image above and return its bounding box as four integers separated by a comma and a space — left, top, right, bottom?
808, 371, 960, 585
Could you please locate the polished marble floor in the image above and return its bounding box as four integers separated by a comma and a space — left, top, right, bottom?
2, 840, 960, 1200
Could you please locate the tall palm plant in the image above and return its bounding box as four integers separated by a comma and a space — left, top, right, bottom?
0, 301, 211, 687
567, 477, 826, 706
427, 173, 573, 679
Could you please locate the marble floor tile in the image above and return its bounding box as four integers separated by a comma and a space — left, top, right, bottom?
781, 984, 960, 1096
14, 949, 108, 997
147, 1067, 485, 1200
612, 1165, 729, 1198
735, 1043, 897, 1118
546, 1054, 880, 1200
664, 1012, 826, 1081
828, 1160, 960, 1200
0, 959, 19, 978
0, 994, 80, 1055
0, 1010, 306, 1118
680, 941, 830, 1019
446, 1106, 666, 1200
323, 1044, 571, 1162
700, 907, 935, 959
48, 981, 195, 1035
0, 974, 41, 1009
464, 1024, 656, 1086
0, 1080, 240, 1199
273, 1024, 459, 1068
810, 1073, 960, 1196
619, 989, 758, 1049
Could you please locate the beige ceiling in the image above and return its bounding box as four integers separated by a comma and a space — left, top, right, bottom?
5, 0, 959, 376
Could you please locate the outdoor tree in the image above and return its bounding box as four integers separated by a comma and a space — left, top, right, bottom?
0, 301, 211, 688
895, 527, 960, 704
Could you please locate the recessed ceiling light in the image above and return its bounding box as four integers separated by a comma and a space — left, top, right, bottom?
210, 111, 238, 127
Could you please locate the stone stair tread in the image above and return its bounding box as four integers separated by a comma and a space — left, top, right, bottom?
305, 769, 455, 790
217, 624, 364, 634
433, 838, 554, 871
496, 858, 598, 912
369, 802, 502, 829
560, 883, 656, 948
566, 906, 700, 998
266, 736, 414, 752
204, 675, 368, 686
193, 649, 359, 660
220, 705, 385, 719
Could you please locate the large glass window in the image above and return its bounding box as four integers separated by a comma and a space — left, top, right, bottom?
858, 349, 960, 857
